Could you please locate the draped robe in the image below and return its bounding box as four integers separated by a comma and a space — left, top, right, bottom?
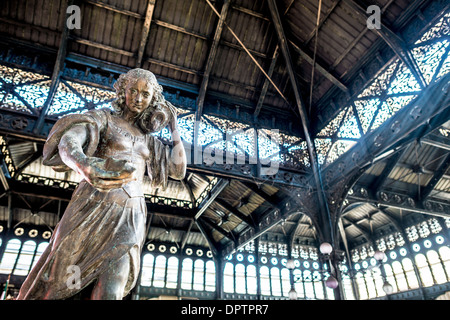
17, 108, 170, 300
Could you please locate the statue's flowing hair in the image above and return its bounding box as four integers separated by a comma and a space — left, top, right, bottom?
111, 68, 177, 133
112, 68, 165, 114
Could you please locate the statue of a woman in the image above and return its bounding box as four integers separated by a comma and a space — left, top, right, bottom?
17, 68, 187, 300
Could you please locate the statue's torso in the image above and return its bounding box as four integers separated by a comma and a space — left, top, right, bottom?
94, 114, 150, 183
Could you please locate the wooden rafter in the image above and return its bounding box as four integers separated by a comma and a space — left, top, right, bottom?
136, 0, 156, 67
254, 46, 279, 117
289, 40, 348, 92
196, 0, 231, 121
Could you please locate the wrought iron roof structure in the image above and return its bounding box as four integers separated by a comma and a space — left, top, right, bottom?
0, 0, 449, 300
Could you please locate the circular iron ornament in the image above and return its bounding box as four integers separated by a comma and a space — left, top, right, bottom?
435, 203, 444, 212
391, 121, 402, 134
206, 250, 213, 258
360, 188, 368, 198
338, 162, 346, 172
29, 229, 38, 238
196, 249, 204, 257
169, 246, 177, 254
325, 170, 334, 183
373, 134, 385, 147
352, 151, 360, 163
406, 197, 415, 207
147, 243, 155, 251
158, 245, 166, 252
0, 225, 3, 233
203, 156, 214, 167
393, 195, 402, 204
240, 164, 251, 175
11, 117, 29, 130
283, 172, 292, 182
42, 231, 52, 239
424, 201, 432, 210
379, 192, 389, 202
186, 248, 193, 256
410, 105, 423, 120
223, 164, 233, 171
15, 227, 24, 236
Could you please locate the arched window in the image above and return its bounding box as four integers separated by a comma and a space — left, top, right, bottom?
364, 270, 377, 298
371, 267, 385, 297
270, 267, 282, 296
260, 266, 271, 296
13, 240, 36, 276
193, 259, 205, 291
438, 246, 450, 280
426, 250, 447, 284
0, 239, 21, 274
281, 268, 291, 297
205, 260, 216, 292
140, 253, 155, 286
153, 255, 167, 288
415, 253, 434, 287
341, 273, 354, 300
246, 265, 257, 295
313, 271, 324, 299
223, 262, 234, 293
166, 256, 179, 289
355, 272, 368, 299
293, 269, 304, 299
181, 258, 193, 290
401, 258, 419, 289
303, 270, 314, 299
235, 264, 246, 294
383, 264, 398, 293
392, 261, 408, 292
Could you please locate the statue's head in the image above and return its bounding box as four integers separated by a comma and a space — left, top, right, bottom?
112, 68, 174, 133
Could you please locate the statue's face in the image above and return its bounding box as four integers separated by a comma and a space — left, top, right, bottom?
125, 78, 155, 115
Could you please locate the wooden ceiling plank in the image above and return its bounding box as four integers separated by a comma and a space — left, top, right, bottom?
196, 0, 231, 120
136, 0, 156, 67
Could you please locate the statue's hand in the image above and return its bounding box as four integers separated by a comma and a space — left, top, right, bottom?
78, 157, 136, 191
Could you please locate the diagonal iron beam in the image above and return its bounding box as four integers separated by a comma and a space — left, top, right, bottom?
195, 218, 219, 257
136, 0, 156, 67
195, 178, 229, 219
33, 0, 73, 135
289, 40, 348, 92
267, 0, 333, 243
196, 0, 231, 121
215, 198, 255, 227
372, 147, 406, 194
323, 73, 450, 191
420, 152, 450, 201
254, 45, 279, 117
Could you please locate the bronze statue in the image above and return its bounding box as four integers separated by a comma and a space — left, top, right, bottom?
17, 69, 187, 300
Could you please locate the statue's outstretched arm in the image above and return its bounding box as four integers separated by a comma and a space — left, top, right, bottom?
58, 125, 136, 191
